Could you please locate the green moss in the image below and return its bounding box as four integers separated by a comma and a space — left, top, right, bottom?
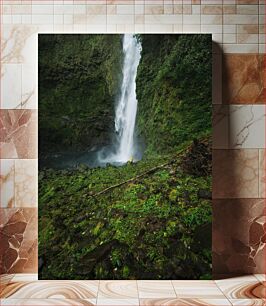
39, 150, 211, 280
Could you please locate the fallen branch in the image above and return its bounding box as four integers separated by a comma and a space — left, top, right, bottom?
89, 136, 210, 198
90, 159, 176, 198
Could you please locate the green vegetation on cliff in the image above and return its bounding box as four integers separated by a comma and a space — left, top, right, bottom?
136, 34, 212, 154
39, 34, 123, 153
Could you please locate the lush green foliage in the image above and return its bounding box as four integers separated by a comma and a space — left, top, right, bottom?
39, 151, 211, 280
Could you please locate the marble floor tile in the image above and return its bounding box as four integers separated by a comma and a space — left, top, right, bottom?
0, 275, 14, 295
0, 299, 96, 305
96, 299, 139, 305
137, 281, 176, 298
172, 280, 225, 298
139, 298, 232, 305
98, 281, 138, 299
1, 281, 99, 299
215, 276, 265, 299
229, 299, 266, 305
254, 275, 266, 283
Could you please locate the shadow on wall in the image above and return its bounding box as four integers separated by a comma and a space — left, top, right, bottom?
212, 41, 266, 279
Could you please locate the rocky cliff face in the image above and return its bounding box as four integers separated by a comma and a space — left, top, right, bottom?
136, 34, 212, 155
39, 34, 123, 155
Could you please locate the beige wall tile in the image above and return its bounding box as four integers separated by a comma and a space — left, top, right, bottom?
144, 24, 174, 33
202, 5, 223, 15
223, 14, 258, 24
223, 5, 236, 14
236, 0, 259, 4
237, 4, 259, 14
12, 5, 31, 15
116, 24, 135, 33
164, 5, 174, 15
107, 5, 117, 15
183, 14, 200, 24
173, 5, 183, 14
116, 5, 134, 15
54, 14, 63, 24
134, 24, 145, 33
222, 43, 258, 53
145, 14, 182, 24
183, 24, 201, 33
144, 5, 164, 15
135, 15, 144, 24
73, 5, 86, 15
201, 24, 223, 33
237, 24, 259, 34
32, 15, 54, 25
259, 4, 265, 14
1, 64, 22, 109
201, 15, 222, 24
223, 24, 236, 33
192, 5, 200, 14
135, 4, 144, 15
107, 15, 134, 25
32, 5, 53, 15
87, 5, 106, 15
223, 33, 236, 43
237, 33, 259, 43
3, 4, 12, 14
2, 15, 12, 24
182, 5, 192, 14
87, 15, 107, 25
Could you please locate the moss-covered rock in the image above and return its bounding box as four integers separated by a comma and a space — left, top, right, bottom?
39, 34, 123, 154
136, 34, 212, 155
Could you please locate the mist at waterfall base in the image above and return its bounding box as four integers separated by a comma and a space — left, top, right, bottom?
39, 35, 143, 170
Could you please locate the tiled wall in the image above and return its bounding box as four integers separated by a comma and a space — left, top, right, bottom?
0, 0, 265, 278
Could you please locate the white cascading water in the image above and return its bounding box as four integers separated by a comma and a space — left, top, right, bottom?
114, 34, 142, 162
102, 34, 141, 164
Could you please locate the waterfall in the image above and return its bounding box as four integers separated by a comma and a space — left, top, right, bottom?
114, 34, 142, 162
100, 34, 142, 165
